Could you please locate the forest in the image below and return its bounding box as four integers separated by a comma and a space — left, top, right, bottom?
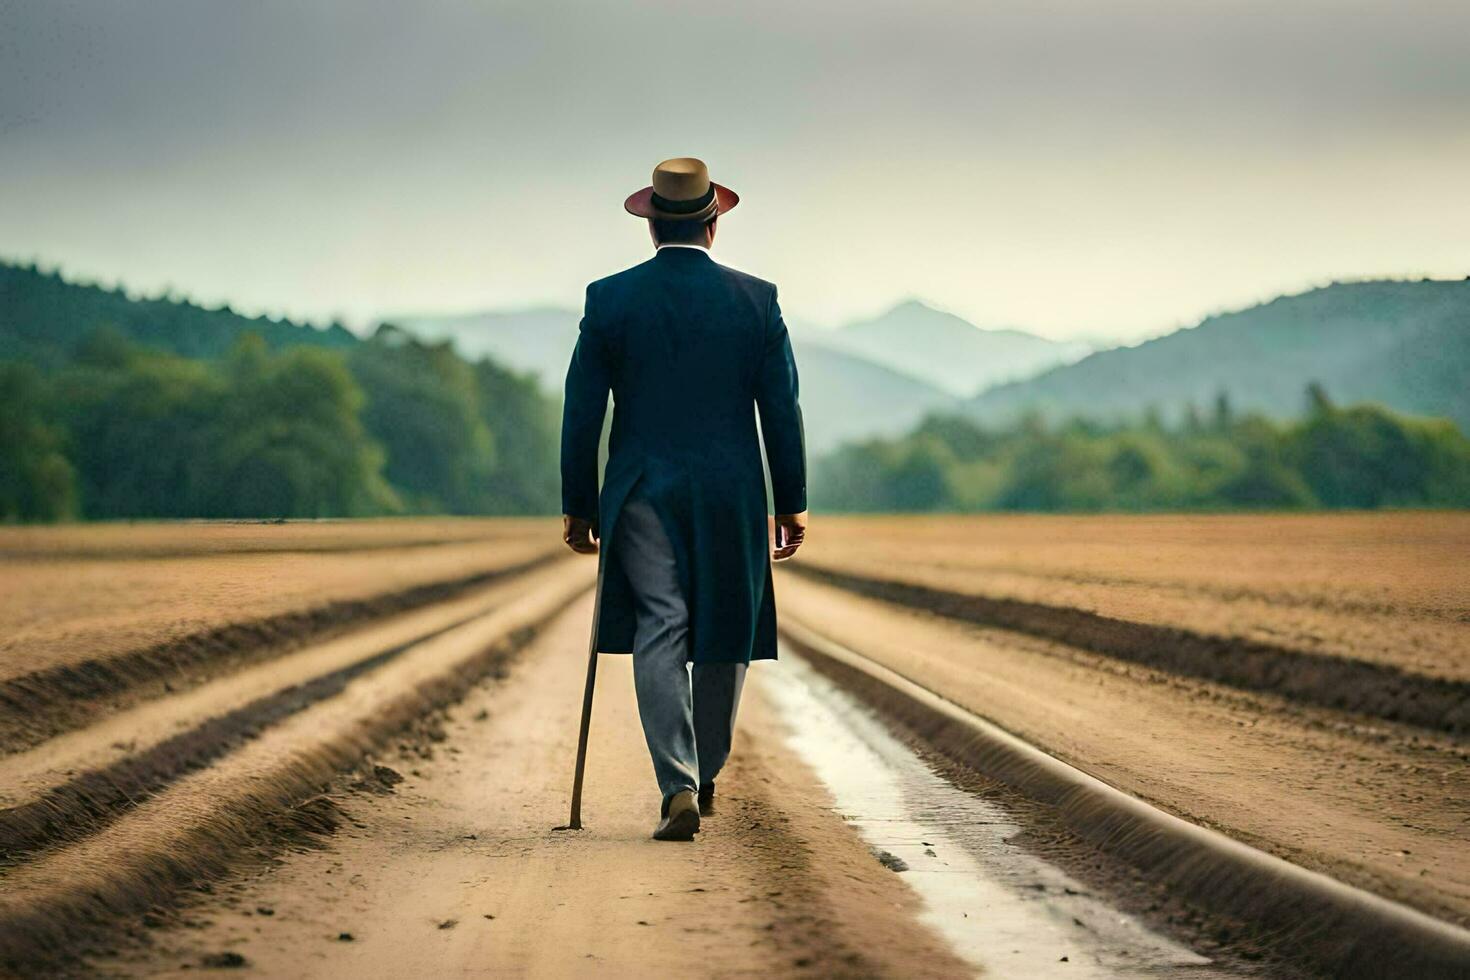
0, 262, 558, 522
813, 386, 1470, 513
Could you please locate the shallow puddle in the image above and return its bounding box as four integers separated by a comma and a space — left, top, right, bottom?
761, 649, 1237, 978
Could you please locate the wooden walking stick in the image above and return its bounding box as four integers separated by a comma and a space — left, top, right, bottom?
563, 563, 603, 830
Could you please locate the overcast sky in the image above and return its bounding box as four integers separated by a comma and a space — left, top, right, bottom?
3, 0, 1467, 341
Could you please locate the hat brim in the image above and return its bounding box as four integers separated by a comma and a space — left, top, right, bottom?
624, 183, 739, 220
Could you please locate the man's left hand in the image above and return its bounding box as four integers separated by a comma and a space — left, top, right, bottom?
772, 511, 808, 562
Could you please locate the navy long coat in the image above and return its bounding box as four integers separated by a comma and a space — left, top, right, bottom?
560, 246, 806, 664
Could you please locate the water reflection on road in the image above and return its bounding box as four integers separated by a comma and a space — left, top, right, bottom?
761, 649, 1234, 979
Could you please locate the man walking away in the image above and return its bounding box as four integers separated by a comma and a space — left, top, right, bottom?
561, 157, 808, 841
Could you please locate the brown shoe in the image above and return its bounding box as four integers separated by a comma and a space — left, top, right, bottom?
697, 782, 715, 817
653, 790, 700, 841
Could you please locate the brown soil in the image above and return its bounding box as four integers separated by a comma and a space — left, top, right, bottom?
0, 520, 561, 753
93, 599, 972, 979
0, 518, 557, 684
0, 562, 592, 973
775, 572, 1470, 927
0, 517, 551, 561
0, 567, 572, 859
797, 512, 1470, 682
7, 516, 1462, 976
0, 567, 569, 812
793, 563, 1467, 731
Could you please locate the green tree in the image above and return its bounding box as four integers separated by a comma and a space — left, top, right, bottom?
1183, 402, 1204, 434
997, 434, 1114, 511
196, 338, 400, 517
1103, 431, 1188, 509
1305, 380, 1335, 417
1290, 391, 1470, 508
813, 440, 898, 512
472, 358, 559, 513
1170, 436, 1248, 506
0, 363, 77, 521
1213, 390, 1234, 431
911, 414, 999, 462
55, 344, 222, 517
349, 326, 495, 513
885, 436, 955, 511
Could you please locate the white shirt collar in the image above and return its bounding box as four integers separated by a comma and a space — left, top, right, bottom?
656, 243, 710, 252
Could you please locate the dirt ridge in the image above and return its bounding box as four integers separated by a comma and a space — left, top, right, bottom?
0, 612, 476, 864
0, 551, 563, 754
780, 619, 1470, 980
793, 563, 1470, 733
0, 568, 591, 975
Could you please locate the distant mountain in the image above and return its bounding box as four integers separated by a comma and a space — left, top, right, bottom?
818, 300, 1092, 397
788, 341, 957, 452
0, 261, 356, 365
397, 308, 956, 452
396, 308, 579, 390
967, 279, 1470, 430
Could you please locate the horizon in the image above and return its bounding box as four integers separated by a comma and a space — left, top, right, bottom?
8, 253, 1464, 352
4, 1, 1468, 344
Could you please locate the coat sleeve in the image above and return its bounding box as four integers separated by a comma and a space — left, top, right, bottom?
755, 286, 807, 515
560, 285, 611, 524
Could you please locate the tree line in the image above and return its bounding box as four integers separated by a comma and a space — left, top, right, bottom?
1, 324, 558, 522
813, 385, 1470, 513
5, 262, 1469, 521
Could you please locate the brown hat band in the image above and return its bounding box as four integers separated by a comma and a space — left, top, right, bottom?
649, 186, 717, 221
651, 185, 716, 215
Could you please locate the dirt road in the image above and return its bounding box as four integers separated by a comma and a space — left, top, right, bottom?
99, 599, 972, 978
4, 516, 1465, 977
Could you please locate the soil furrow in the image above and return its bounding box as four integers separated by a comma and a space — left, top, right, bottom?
778, 620, 1470, 979
0, 550, 563, 754
792, 563, 1470, 733
89, 597, 974, 980
0, 611, 474, 864
776, 572, 1470, 927
0, 564, 592, 974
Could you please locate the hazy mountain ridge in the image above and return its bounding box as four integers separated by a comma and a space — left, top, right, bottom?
395, 306, 959, 452
965, 279, 1470, 430
787, 341, 958, 450
396, 307, 579, 389
396, 298, 1086, 452
397, 301, 1093, 406
810, 299, 1093, 396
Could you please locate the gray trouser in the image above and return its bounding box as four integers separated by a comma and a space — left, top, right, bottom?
616, 496, 746, 802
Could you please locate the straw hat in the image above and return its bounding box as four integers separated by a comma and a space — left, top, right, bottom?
624, 157, 739, 221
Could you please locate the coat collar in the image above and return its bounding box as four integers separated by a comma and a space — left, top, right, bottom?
654, 244, 713, 264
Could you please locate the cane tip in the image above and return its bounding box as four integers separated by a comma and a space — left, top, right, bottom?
552, 822, 583, 832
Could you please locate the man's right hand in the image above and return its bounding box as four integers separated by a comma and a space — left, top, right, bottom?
772, 511, 808, 562
563, 515, 599, 555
